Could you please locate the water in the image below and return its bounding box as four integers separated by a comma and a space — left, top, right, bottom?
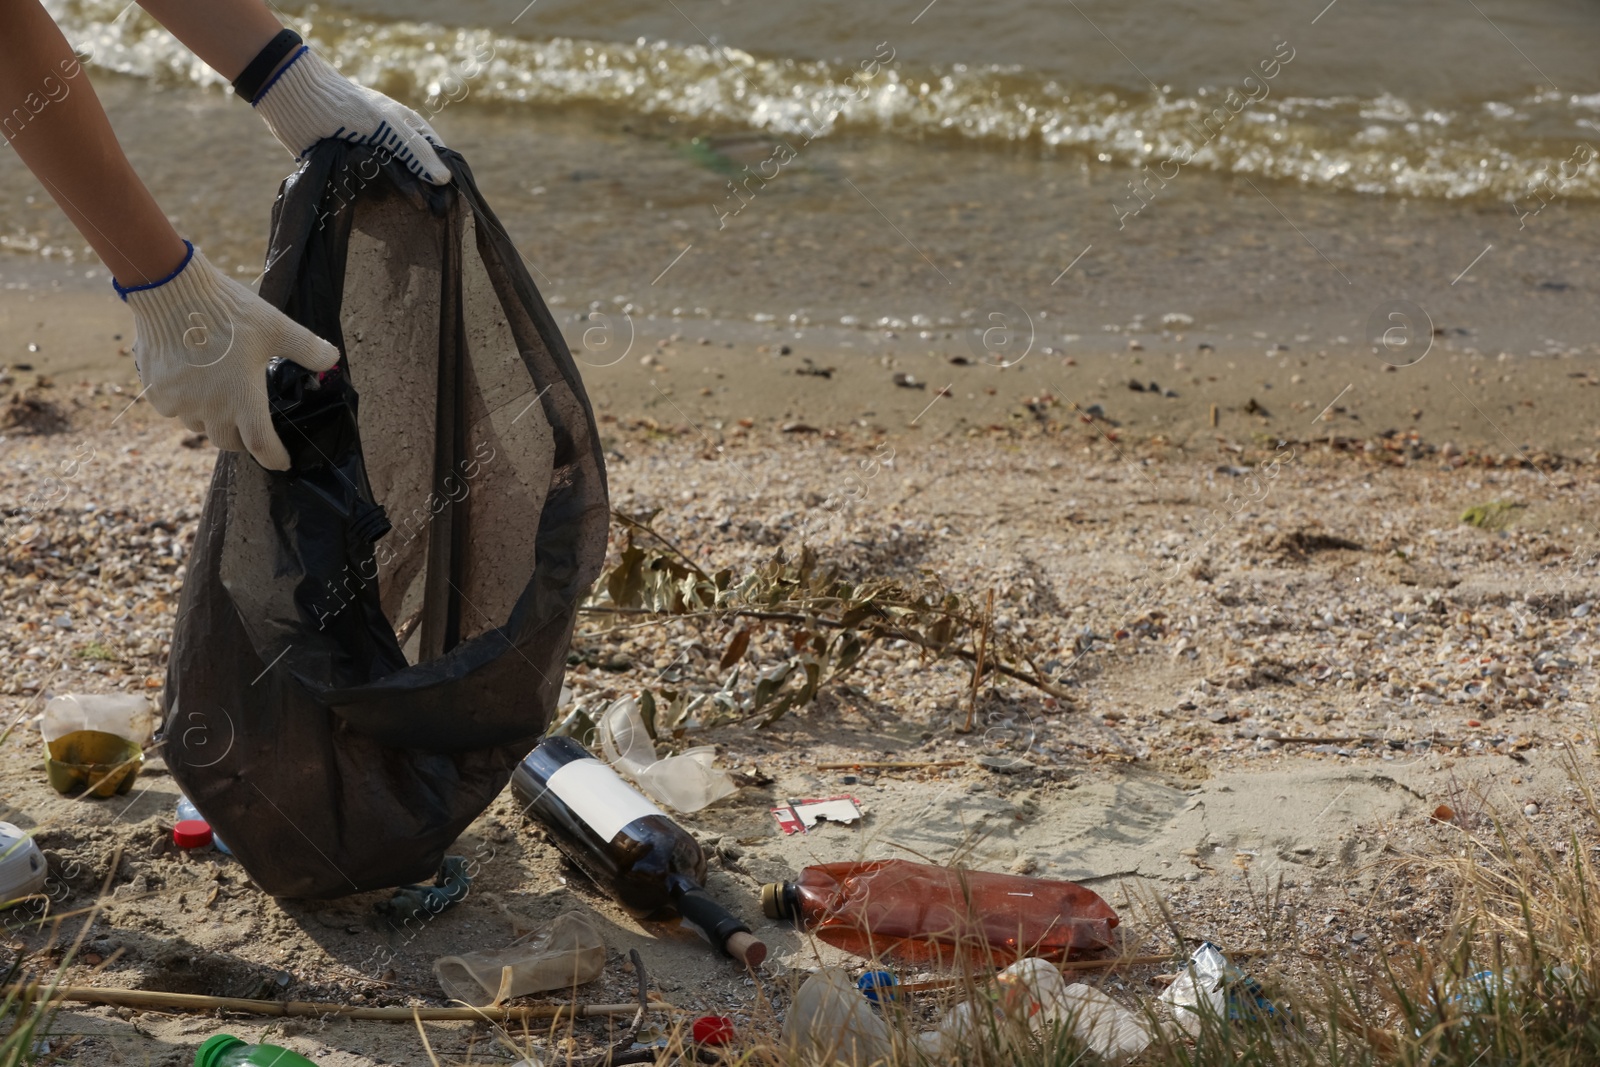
6, 0, 1600, 355
46, 0, 1600, 201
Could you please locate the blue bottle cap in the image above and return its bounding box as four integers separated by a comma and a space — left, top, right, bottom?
857, 969, 899, 1002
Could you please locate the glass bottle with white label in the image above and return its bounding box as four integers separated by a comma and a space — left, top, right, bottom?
511, 737, 766, 968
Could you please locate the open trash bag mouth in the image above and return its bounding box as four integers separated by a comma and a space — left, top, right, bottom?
158, 142, 608, 899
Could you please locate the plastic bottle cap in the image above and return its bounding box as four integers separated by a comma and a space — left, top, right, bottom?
691, 1015, 736, 1046
857, 969, 899, 1002
173, 820, 213, 849
759, 882, 787, 920
193, 1034, 246, 1067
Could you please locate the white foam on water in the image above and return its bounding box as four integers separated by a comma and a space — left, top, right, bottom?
43, 0, 1600, 204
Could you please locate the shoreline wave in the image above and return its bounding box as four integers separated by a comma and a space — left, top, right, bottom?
42, 0, 1600, 203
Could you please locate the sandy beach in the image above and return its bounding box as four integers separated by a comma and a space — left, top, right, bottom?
3, 350, 1598, 1062
4, 0, 1600, 1060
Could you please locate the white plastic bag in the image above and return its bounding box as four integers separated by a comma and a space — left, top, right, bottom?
598, 697, 736, 813
1159, 943, 1229, 1036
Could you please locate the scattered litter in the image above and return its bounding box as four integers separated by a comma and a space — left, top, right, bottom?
44, 730, 143, 798
781, 968, 895, 1066
1159, 943, 1228, 1034
691, 1015, 736, 1046
856, 969, 900, 1003
762, 858, 1117, 964
194, 1035, 321, 1066
0, 823, 48, 908
1159, 942, 1283, 1034
598, 696, 737, 813
434, 911, 605, 1007
176, 796, 232, 855
1000, 959, 1150, 1066
770, 795, 863, 834
173, 819, 214, 851
912, 958, 1147, 1063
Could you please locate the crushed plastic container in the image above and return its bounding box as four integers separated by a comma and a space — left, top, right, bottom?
44, 731, 143, 798
434, 911, 605, 1007
598, 696, 737, 813
762, 859, 1118, 965
177, 797, 232, 855
0, 823, 48, 909
1158, 942, 1279, 1033
781, 968, 896, 1066
1159, 942, 1228, 1035
194, 1035, 320, 1066
40, 693, 155, 747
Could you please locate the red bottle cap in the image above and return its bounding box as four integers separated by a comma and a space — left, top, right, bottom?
691, 1015, 735, 1046
173, 819, 213, 849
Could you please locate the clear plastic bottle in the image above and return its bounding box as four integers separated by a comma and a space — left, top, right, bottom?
761, 859, 1119, 965
781, 968, 896, 1066
176, 796, 232, 855
194, 1035, 320, 1066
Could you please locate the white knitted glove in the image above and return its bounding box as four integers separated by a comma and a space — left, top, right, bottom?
121, 243, 340, 471
252, 47, 451, 185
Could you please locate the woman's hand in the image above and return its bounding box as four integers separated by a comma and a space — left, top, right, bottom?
122, 243, 340, 470
253, 47, 451, 185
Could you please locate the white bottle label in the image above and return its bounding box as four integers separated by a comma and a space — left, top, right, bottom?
544, 758, 667, 842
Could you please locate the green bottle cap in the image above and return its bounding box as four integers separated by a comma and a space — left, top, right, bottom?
194, 1035, 246, 1067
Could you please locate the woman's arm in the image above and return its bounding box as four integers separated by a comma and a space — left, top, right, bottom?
134, 0, 283, 81
0, 0, 187, 287
138, 0, 451, 184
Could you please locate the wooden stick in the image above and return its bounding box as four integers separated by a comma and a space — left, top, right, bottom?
815, 760, 966, 771
963, 589, 994, 733
2, 984, 662, 1023
1259, 735, 1464, 748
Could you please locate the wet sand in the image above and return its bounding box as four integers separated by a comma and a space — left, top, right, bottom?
8, 282, 1599, 459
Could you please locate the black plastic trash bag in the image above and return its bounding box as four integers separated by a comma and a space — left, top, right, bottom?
159, 143, 609, 899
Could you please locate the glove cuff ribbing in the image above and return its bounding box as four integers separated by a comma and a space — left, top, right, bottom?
121, 246, 241, 358
114, 240, 195, 301
253, 49, 352, 158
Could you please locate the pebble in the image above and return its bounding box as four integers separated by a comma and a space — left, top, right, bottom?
1524, 803, 1540, 817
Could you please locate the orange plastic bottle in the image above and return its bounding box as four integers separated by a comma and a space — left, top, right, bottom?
760, 859, 1118, 966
